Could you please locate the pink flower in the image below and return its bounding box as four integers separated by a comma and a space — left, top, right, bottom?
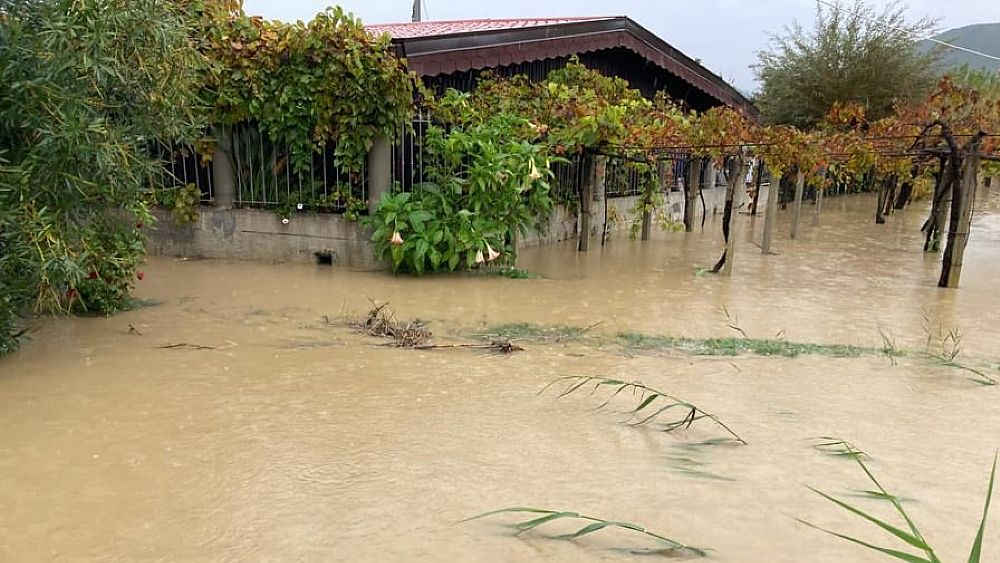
136, 271, 145, 281
475, 250, 485, 264
390, 231, 404, 246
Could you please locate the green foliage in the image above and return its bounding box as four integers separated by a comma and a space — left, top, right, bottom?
147, 184, 201, 224
801, 441, 997, 563
367, 114, 553, 274
199, 4, 415, 172
626, 162, 683, 239
435, 60, 654, 154
0, 0, 205, 353
755, 0, 941, 127
487, 267, 541, 279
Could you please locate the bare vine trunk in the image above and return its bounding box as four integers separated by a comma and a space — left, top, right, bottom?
882, 175, 898, 216
923, 157, 954, 252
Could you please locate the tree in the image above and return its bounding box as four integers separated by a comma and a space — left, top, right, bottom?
755, 0, 941, 128
899, 77, 1000, 287
0, 0, 206, 354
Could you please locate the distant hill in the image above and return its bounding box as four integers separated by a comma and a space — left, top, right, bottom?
919, 23, 1000, 73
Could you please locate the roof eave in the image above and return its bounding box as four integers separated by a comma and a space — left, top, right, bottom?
390, 17, 758, 118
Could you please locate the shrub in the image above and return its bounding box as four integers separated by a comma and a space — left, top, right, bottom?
0, 0, 205, 354
368, 114, 553, 274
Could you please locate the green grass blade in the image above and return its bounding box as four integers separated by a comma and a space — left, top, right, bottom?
808, 487, 930, 551
629, 393, 661, 414
460, 507, 556, 523
967, 452, 998, 563
537, 376, 580, 396
514, 512, 579, 533
630, 402, 687, 426
797, 519, 932, 563
556, 521, 609, 539
850, 454, 932, 553
595, 383, 633, 410
558, 377, 595, 398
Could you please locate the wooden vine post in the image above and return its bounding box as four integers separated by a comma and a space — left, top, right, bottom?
789, 170, 805, 239
749, 159, 764, 216
813, 173, 825, 226
716, 158, 749, 275
578, 156, 594, 251
761, 169, 778, 254
939, 152, 981, 288
683, 158, 701, 232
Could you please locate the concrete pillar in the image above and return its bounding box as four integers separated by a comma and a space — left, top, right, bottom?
212, 125, 236, 209
367, 136, 391, 214
578, 156, 606, 252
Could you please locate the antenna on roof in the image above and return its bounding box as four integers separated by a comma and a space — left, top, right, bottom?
411, 0, 422, 23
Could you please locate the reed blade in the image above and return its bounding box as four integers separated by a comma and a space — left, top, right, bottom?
967, 453, 998, 563
807, 487, 930, 551
796, 519, 932, 563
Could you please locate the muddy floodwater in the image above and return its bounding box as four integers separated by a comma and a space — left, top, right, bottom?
3, 191, 1000, 562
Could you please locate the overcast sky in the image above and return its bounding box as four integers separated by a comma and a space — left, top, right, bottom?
242, 0, 1000, 93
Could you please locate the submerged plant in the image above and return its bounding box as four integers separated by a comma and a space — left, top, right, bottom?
801, 439, 997, 562
921, 316, 997, 385
462, 507, 707, 557
539, 376, 747, 444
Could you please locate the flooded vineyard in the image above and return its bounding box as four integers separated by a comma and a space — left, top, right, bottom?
3, 191, 1000, 562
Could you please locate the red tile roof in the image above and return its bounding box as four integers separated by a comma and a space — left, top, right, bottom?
366, 17, 616, 39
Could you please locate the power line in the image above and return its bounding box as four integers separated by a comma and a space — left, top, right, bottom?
814, 0, 1000, 64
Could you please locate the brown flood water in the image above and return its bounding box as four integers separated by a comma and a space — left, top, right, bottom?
3, 191, 1000, 562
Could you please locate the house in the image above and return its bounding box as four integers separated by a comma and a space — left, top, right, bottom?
366, 16, 757, 116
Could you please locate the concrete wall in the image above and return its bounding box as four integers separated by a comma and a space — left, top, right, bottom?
147, 186, 737, 265
148, 207, 381, 268
147, 156, 741, 268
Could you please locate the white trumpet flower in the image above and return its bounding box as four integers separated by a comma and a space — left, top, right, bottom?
528, 159, 542, 181
486, 243, 500, 262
